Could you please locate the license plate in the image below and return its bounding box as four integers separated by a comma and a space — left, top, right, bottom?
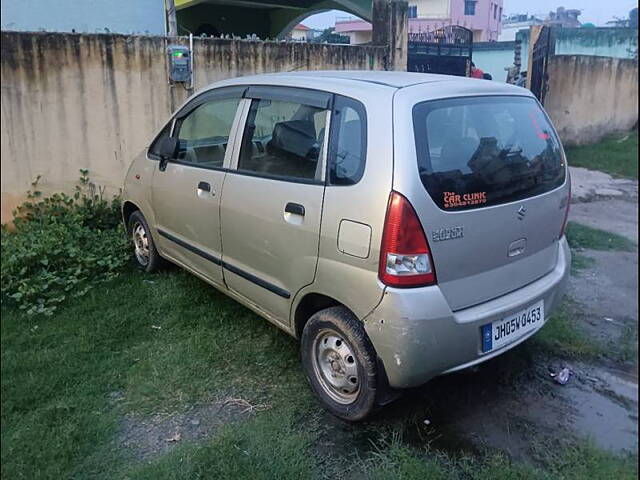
481, 300, 544, 353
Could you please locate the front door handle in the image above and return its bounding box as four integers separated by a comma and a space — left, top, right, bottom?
197, 181, 214, 198
285, 202, 305, 216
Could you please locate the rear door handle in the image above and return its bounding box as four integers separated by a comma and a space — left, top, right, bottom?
285, 202, 305, 216
198, 181, 211, 192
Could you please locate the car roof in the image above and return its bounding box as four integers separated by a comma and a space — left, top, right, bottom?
209, 70, 525, 91
184, 70, 532, 116
260, 70, 449, 88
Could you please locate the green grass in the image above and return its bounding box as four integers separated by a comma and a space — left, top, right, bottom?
359, 435, 638, 480
532, 302, 605, 359
2, 267, 636, 478
565, 131, 638, 179
130, 434, 638, 480
570, 252, 596, 275
618, 322, 639, 364
1, 267, 312, 479
566, 222, 636, 252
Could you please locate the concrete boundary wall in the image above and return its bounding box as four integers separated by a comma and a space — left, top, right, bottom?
544, 55, 638, 146
0, 31, 388, 222
517, 27, 638, 71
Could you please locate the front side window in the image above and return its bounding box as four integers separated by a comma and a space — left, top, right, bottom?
464, 0, 476, 15
328, 96, 367, 185
148, 121, 173, 159
174, 97, 241, 168
238, 98, 328, 181
413, 96, 565, 211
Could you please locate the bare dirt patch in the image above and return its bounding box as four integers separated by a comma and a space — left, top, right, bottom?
570, 201, 639, 244
568, 249, 638, 348
570, 166, 638, 204
569, 166, 638, 243
116, 397, 270, 460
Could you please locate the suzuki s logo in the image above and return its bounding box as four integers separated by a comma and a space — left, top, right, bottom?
517, 205, 527, 220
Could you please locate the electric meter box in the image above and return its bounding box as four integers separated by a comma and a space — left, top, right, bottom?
167, 45, 191, 83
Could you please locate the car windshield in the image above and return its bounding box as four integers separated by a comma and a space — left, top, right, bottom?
412, 96, 566, 211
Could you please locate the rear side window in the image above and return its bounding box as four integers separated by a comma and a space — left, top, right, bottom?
413, 96, 565, 211
328, 96, 367, 185
238, 99, 328, 182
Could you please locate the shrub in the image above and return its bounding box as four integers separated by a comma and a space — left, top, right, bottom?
1, 170, 130, 316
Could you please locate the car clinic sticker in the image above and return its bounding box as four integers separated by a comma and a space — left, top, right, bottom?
529, 110, 550, 141
443, 191, 487, 209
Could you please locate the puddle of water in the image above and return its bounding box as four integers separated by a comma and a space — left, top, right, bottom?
598, 367, 639, 403
376, 355, 639, 459
364, 350, 551, 462
566, 365, 639, 453
314, 350, 639, 467
569, 386, 638, 452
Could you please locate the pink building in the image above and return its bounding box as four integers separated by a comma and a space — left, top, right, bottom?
335, 0, 503, 44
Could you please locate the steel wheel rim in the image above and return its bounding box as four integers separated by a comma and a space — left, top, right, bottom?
311, 329, 360, 405
132, 222, 150, 266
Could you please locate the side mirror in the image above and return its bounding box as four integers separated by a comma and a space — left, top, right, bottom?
158, 137, 179, 171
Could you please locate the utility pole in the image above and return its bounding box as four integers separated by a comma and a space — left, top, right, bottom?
165, 0, 177, 36
372, 0, 408, 71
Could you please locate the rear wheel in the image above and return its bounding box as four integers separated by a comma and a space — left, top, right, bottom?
301, 306, 378, 421
127, 211, 163, 273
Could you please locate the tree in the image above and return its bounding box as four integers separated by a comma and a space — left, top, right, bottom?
606, 8, 638, 28
311, 27, 350, 44
165, 0, 177, 36
630, 7, 638, 29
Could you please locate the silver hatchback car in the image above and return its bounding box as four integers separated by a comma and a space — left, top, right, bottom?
122, 71, 571, 420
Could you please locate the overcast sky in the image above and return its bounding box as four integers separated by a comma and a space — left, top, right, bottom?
303, 0, 637, 30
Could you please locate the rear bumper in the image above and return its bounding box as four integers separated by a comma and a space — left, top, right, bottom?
364, 237, 571, 389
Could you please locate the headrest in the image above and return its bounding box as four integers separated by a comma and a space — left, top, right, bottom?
268, 120, 319, 160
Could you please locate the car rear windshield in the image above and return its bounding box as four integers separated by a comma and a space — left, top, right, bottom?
413, 96, 566, 211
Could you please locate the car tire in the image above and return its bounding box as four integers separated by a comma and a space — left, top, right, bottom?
127, 211, 163, 273
301, 306, 378, 421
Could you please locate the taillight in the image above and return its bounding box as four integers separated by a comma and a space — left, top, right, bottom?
379, 191, 437, 288
559, 179, 571, 239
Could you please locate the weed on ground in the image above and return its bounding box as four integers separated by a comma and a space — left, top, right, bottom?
566, 222, 636, 252
532, 301, 606, 360
565, 132, 638, 179
570, 252, 596, 275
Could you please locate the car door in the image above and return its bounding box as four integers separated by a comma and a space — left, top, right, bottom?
220, 86, 331, 324
152, 86, 245, 286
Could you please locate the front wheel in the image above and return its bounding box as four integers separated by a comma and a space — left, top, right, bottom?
301, 306, 378, 421
127, 211, 163, 273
